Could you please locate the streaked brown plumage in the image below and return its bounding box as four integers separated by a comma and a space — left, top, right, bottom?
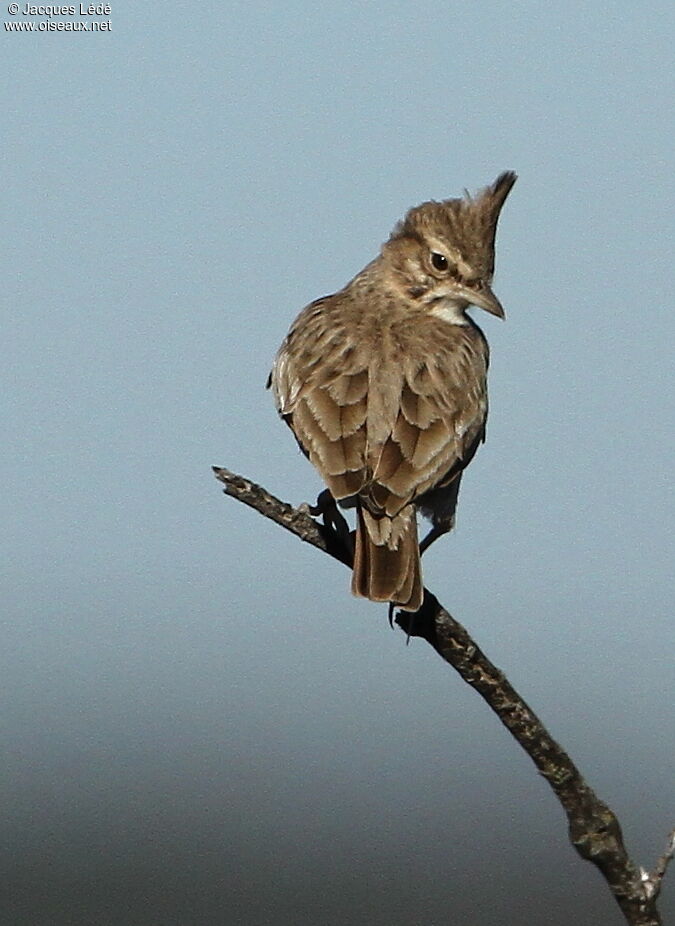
269, 172, 516, 611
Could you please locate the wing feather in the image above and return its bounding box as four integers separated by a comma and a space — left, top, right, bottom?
271, 298, 489, 514
269, 295, 372, 500
370, 319, 488, 514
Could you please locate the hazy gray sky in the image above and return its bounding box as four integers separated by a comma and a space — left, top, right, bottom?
3, 2, 673, 923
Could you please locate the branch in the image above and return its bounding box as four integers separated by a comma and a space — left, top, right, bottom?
213, 465, 673, 926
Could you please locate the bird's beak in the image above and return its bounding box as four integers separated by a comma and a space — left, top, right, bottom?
460, 283, 505, 319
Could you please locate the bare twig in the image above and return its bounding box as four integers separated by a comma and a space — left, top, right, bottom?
213, 465, 673, 926
642, 830, 675, 902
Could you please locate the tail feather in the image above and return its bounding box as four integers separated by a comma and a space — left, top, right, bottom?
352, 504, 423, 611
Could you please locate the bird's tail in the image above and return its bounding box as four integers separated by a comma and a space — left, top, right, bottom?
352, 503, 423, 612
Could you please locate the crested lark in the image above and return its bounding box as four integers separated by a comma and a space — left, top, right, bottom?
269, 172, 516, 611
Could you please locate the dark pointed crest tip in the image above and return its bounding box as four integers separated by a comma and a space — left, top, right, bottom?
489, 170, 518, 203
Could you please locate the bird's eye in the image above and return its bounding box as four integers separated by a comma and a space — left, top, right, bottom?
431, 252, 448, 271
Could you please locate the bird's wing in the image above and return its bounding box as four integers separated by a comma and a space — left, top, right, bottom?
269, 296, 374, 500
271, 304, 488, 512
366, 319, 489, 517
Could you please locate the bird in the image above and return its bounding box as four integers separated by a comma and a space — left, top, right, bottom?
269, 172, 516, 612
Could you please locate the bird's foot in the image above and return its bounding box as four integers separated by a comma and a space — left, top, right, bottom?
419, 522, 453, 555
308, 489, 354, 559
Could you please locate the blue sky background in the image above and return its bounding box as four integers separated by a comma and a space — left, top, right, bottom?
2, 2, 673, 923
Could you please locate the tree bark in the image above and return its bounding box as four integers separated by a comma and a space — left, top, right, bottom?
213, 465, 674, 925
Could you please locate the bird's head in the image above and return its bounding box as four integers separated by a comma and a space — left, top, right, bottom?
381, 171, 517, 321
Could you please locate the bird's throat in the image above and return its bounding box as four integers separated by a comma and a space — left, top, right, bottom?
427, 298, 470, 326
